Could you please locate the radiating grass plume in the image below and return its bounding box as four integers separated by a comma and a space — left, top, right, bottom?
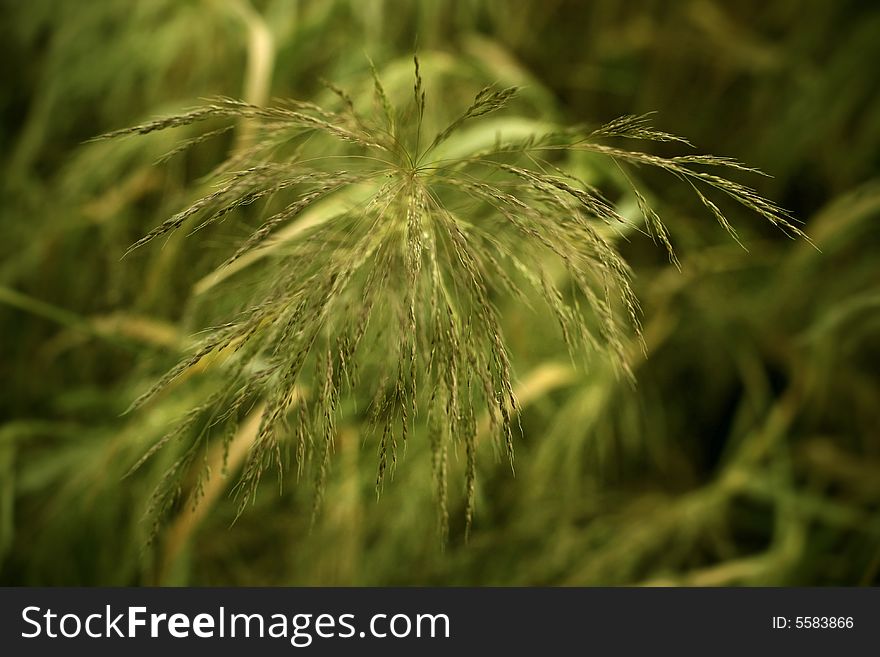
103, 57, 803, 537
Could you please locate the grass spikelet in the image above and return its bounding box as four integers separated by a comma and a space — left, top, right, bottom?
368, 56, 396, 137
428, 85, 518, 152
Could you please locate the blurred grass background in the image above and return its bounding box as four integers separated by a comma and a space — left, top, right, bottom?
1, 0, 878, 586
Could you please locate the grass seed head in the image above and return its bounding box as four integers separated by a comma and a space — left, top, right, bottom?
105, 57, 800, 536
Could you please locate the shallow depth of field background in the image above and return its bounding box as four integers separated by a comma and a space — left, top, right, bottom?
1, 0, 878, 585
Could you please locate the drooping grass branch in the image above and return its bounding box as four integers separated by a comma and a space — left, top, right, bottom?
98, 57, 804, 539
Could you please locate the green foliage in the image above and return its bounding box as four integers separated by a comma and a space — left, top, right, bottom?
2, 0, 878, 587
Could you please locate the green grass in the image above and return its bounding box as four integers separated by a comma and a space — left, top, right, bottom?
95, 54, 804, 548
1, 0, 877, 586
